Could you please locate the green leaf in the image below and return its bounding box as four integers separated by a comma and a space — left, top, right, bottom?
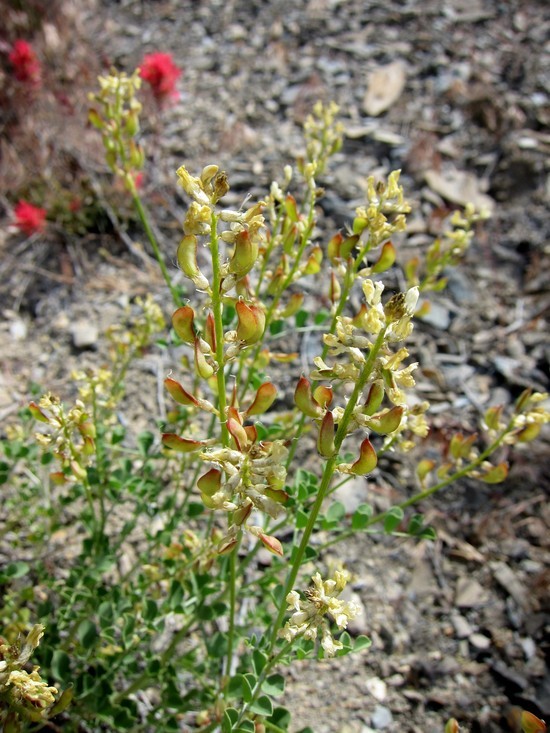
241, 674, 255, 703
353, 635, 372, 652
51, 650, 71, 681
77, 620, 98, 649
222, 708, 238, 733
250, 695, 273, 716
252, 649, 267, 675
5, 561, 30, 579
226, 675, 245, 700
235, 723, 255, 733
295, 310, 309, 328
325, 501, 346, 524
407, 513, 424, 535
351, 503, 373, 530
314, 309, 330, 325
268, 707, 291, 730
138, 431, 155, 455
262, 673, 285, 697
269, 320, 284, 335
206, 632, 228, 659
420, 526, 437, 541
295, 508, 309, 529
142, 599, 157, 621
383, 506, 404, 533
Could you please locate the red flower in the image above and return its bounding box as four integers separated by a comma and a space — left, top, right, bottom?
14, 200, 47, 235
9, 40, 41, 87
139, 52, 181, 106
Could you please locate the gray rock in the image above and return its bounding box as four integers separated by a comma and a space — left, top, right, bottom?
370, 705, 393, 730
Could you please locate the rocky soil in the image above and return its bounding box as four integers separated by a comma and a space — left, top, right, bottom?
1, 1, 549, 731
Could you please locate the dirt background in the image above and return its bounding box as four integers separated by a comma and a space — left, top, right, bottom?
1, 1, 549, 732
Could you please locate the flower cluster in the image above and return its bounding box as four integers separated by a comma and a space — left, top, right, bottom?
405, 203, 491, 292
9, 40, 41, 87
88, 70, 144, 191
0, 625, 59, 725
30, 393, 95, 485
139, 52, 182, 106
13, 200, 47, 235
302, 101, 344, 176
278, 570, 360, 656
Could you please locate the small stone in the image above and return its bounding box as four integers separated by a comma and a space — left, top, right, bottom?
70, 321, 99, 349
365, 677, 387, 702
455, 577, 489, 608
452, 614, 473, 639
10, 318, 27, 341
370, 705, 393, 730
469, 632, 491, 651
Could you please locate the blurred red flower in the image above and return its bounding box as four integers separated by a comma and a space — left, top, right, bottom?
9, 40, 41, 87
14, 201, 47, 235
139, 52, 181, 106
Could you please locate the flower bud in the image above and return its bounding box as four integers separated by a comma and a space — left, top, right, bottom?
125, 110, 140, 136
285, 194, 299, 223
444, 720, 460, 733
317, 411, 336, 457
479, 461, 508, 484
279, 292, 304, 318
200, 164, 219, 186
218, 532, 239, 555
363, 381, 384, 416
250, 526, 283, 557
327, 232, 343, 264
416, 459, 435, 484
227, 417, 249, 451
264, 488, 289, 504
162, 433, 204, 452
484, 405, 504, 431
302, 246, 323, 275
194, 338, 215, 379
313, 385, 333, 409
88, 109, 104, 129
449, 432, 477, 461
329, 270, 341, 304
164, 377, 200, 407
371, 241, 396, 274
236, 300, 266, 345
245, 382, 277, 417
367, 405, 403, 434
228, 229, 259, 278
294, 376, 324, 418
29, 401, 51, 423
177, 235, 210, 290
233, 501, 253, 526
204, 312, 216, 352
197, 468, 222, 497
517, 422, 542, 443
172, 305, 196, 344
350, 437, 378, 474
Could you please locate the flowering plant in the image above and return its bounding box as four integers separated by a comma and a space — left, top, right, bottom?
1, 72, 548, 733
13, 200, 47, 235
8, 40, 41, 87
139, 51, 182, 106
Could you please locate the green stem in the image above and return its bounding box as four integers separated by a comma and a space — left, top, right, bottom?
269, 326, 388, 649
132, 193, 182, 308
223, 532, 241, 694
208, 211, 229, 449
